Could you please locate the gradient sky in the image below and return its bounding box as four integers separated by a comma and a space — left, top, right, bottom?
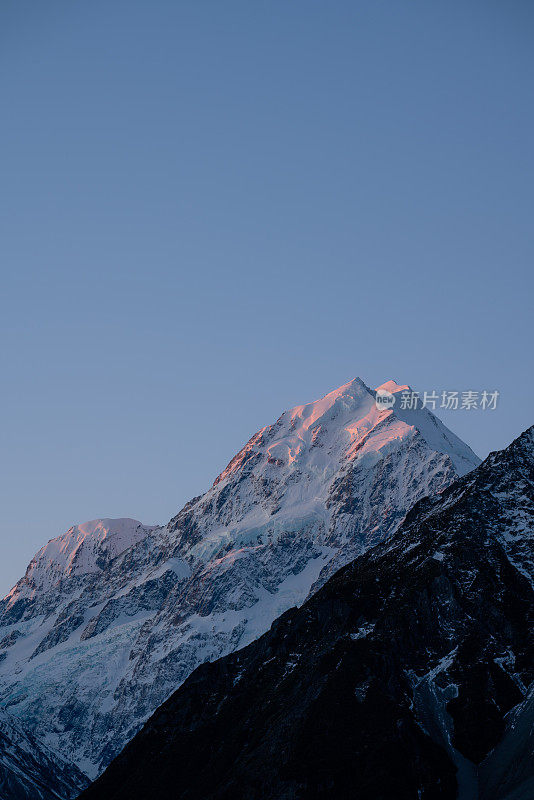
1, 0, 533, 596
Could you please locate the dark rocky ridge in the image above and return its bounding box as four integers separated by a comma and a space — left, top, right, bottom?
82, 427, 534, 800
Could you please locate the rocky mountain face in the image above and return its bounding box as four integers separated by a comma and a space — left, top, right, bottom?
0, 378, 479, 778
0, 711, 88, 800
81, 426, 534, 800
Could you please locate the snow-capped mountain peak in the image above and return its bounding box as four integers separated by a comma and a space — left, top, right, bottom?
0, 377, 480, 777
286, 376, 372, 424
210, 377, 477, 511
5, 519, 155, 603
211, 377, 376, 491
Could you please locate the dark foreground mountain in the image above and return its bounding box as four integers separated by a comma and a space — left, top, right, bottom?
0, 711, 88, 800
82, 427, 534, 800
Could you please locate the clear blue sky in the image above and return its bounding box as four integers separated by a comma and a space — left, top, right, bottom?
1, 0, 533, 596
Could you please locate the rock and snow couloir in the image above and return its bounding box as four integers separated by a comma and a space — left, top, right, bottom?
0, 377, 480, 777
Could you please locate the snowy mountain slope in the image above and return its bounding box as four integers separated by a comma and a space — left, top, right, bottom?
0, 710, 88, 800
0, 377, 480, 777
81, 427, 534, 800
7, 519, 156, 600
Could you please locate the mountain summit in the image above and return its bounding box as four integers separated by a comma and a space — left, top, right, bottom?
0, 378, 479, 776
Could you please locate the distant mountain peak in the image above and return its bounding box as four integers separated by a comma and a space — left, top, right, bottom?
213, 376, 478, 493
4, 519, 156, 604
